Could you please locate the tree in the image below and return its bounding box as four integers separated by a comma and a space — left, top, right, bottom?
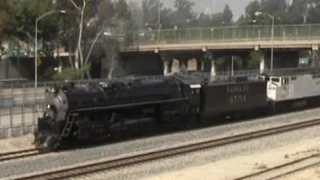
160, 8, 174, 29
128, 1, 144, 29
115, 0, 130, 20
142, 0, 176, 29
143, 0, 162, 28
197, 13, 213, 27
174, 0, 195, 18
56, 0, 135, 78
0, 0, 67, 58
287, 0, 308, 24
68, 0, 91, 69
211, 13, 224, 26
7, 0, 61, 43
236, 15, 246, 25
244, 0, 262, 22
261, 0, 287, 14
246, 51, 261, 69
171, 0, 196, 28
307, 0, 320, 23
55, 0, 116, 72
260, 0, 289, 24
222, 4, 233, 24
0, 0, 10, 50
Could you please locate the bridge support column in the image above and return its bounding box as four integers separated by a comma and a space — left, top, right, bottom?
197, 60, 204, 71
211, 59, 216, 76
311, 46, 319, 68
163, 61, 170, 75
259, 52, 266, 74
203, 51, 216, 76
160, 53, 172, 76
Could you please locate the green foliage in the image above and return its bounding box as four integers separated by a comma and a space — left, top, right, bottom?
238, 0, 318, 25
128, 1, 144, 29
142, 0, 163, 27
211, 13, 224, 26
142, 0, 197, 29
243, 0, 262, 24
172, 0, 196, 28
287, 0, 308, 24
160, 8, 174, 28
215, 56, 243, 71
39, 67, 55, 81
174, 0, 195, 19
115, 0, 131, 20
123, 20, 139, 45
236, 15, 246, 25
222, 4, 233, 24
247, 51, 261, 69
0, 1, 9, 41
52, 64, 91, 81
197, 13, 213, 27
5, 0, 61, 42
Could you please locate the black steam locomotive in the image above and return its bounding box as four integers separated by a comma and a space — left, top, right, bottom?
34, 72, 268, 150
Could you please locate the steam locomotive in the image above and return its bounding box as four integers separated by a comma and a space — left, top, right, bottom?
34, 69, 320, 151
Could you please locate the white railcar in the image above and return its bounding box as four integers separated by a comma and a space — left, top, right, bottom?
262, 71, 320, 110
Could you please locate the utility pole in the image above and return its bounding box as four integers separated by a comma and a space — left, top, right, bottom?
157, 0, 161, 44
231, 56, 234, 76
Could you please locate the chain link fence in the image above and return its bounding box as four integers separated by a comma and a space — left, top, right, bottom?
0, 76, 170, 138
130, 24, 320, 46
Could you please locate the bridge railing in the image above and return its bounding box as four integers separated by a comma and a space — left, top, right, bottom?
128, 24, 320, 46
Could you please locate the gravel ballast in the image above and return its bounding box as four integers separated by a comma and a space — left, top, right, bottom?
76, 123, 320, 180
2, 108, 320, 179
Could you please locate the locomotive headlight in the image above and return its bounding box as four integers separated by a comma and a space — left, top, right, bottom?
50, 87, 56, 93
46, 104, 57, 119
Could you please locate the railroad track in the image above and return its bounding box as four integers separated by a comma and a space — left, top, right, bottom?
0, 148, 45, 162
13, 118, 320, 180
234, 154, 320, 180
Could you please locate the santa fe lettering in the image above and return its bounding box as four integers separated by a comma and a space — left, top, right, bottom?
226, 85, 249, 93
226, 84, 249, 104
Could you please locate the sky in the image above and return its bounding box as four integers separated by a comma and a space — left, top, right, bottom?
129, 0, 254, 20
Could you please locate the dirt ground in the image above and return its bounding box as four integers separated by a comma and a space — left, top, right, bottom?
277, 164, 320, 180
141, 137, 320, 180
0, 134, 34, 153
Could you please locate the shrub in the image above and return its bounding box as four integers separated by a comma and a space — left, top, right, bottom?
52, 64, 90, 81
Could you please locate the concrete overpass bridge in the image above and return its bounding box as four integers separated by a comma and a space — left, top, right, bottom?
118, 24, 320, 76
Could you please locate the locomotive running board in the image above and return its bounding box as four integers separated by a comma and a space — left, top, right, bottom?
75, 98, 189, 112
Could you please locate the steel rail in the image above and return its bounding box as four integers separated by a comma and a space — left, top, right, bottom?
0, 148, 46, 162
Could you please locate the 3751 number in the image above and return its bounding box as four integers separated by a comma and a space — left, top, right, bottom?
229, 95, 247, 104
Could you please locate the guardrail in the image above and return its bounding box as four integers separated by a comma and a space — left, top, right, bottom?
128, 24, 320, 46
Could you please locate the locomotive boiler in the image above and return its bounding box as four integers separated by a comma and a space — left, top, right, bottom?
34, 76, 201, 150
